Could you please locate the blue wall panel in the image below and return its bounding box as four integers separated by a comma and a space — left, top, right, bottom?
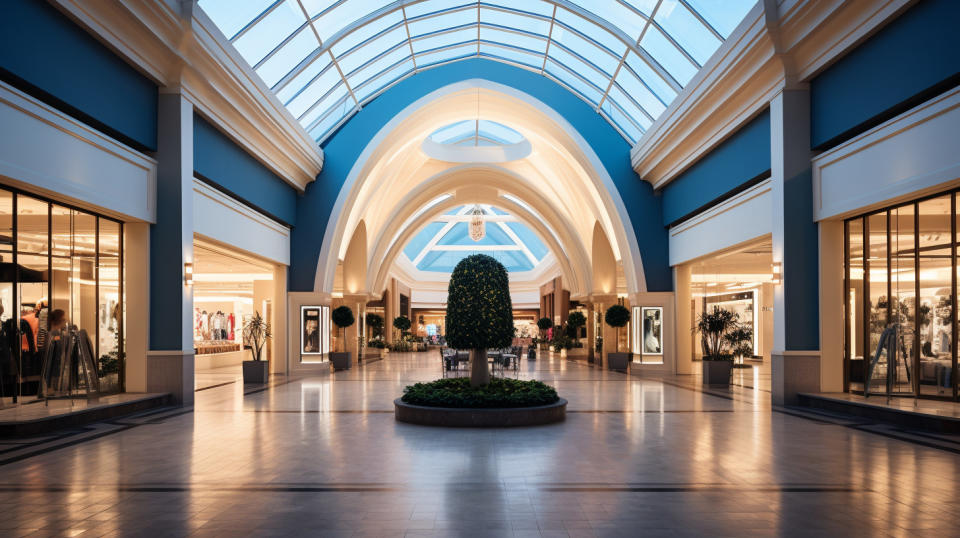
193, 114, 298, 226
660, 110, 771, 226
0, 0, 157, 151
290, 58, 671, 292
810, 0, 960, 149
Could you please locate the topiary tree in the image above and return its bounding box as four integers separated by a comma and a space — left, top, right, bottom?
537, 317, 553, 341
447, 254, 513, 387
393, 315, 411, 339
331, 305, 355, 352
604, 304, 630, 353
365, 312, 384, 339
567, 311, 586, 347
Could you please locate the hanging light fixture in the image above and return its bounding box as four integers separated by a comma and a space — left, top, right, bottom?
469, 205, 485, 241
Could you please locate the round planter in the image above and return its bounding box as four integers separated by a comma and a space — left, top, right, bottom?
394, 398, 567, 427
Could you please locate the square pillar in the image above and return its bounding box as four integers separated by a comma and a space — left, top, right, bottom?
770, 87, 820, 404
147, 91, 194, 406
343, 294, 367, 364
586, 302, 596, 363
674, 264, 694, 375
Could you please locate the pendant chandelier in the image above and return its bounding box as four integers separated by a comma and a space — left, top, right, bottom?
469, 205, 485, 241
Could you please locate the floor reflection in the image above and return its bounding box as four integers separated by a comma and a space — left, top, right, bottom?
0, 350, 957, 536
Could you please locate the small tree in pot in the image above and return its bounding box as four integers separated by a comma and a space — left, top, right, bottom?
695, 307, 738, 385
567, 311, 586, 349
393, 315, 411, 341
724, 322, 753, 367
330, 305, 355, 370
604, 304, 631, 370
536, 317, 553, 350
242, 311, 271, 384
446, 254, 513, 387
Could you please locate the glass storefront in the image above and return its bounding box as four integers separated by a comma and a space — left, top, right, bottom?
0, 187, 123, 408
844, 191, 958, 400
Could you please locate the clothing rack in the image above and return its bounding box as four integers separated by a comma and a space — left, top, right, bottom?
40, 327, 99, 399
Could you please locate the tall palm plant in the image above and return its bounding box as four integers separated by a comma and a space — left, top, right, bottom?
243, 311, 272, 361
695, 307, 738, 360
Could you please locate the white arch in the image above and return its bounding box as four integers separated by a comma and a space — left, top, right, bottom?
366, 166, 593, 298
315, 79, 646, 295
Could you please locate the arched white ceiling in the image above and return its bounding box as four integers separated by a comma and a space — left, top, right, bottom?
316, 80, 647, 297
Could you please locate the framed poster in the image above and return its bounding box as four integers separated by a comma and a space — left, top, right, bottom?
641, 307, 663, 355
300, 305, 329, 356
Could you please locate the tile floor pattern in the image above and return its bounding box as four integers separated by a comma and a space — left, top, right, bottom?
1, 351, 959, 537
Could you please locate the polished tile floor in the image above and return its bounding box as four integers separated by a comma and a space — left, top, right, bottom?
1, 351, 959, 537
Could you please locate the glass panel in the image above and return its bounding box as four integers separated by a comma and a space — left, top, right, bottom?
408, 8, 477, 37
600, 93, 644, 143
624, 50, 676, 104
404, 0, 474, 19
415, 43, 476, 69
411, 27, 476, 54
331, 11, 404, 57
480, 27, 548, 54
544, 60, 603, 105
479, 7, 550, 36
309, 93, 355, 141
255, 28, 318, 87
553, 8, 624, 57
639, 24, 696, 85
684, 0, 756, 38
289, 65, 342, 121
917, 196, 952, 397
199, 0, 276, 40
69, 211, 97, 347
479, 44, 542, 70
98, 219, 122, 394
300, 81, 349, 128
276, 55, 333, 102
551, 30, 619, 76
0, 190, 11, 407
846, 218, 864, 392
890, 204, 915, 395
346, 48, 410, 95
614, 69, 665, 118
653, 1, 720, 66
337, 26, 408, 76
569, 0, 647, 43
16, 196, 48, 403
353, 58, 415, 103
865, 213, 888, 394
232, 0, 305, 65
314, 0, 378, 44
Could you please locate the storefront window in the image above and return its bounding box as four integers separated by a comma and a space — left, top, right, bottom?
0, 188, 123, 409
845, 191, 959, 401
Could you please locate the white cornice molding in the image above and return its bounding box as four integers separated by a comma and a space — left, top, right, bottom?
630, 0, 912, 190
50, 0, 323, 191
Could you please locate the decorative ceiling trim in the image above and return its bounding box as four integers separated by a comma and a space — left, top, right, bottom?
50, 0, 324, 191
630, 0, 912, 189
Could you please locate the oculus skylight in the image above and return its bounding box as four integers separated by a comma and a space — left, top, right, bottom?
199, 0, 755, 145
402, 205, 549, 273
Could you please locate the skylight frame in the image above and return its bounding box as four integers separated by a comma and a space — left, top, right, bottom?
200, 0, 754, 145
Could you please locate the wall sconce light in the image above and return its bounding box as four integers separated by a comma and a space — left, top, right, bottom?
771, 262, 782, 284
184, 262, 193, 286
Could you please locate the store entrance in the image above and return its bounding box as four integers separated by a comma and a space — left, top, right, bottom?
192, 240, 277, 386
688, 238, 775, 390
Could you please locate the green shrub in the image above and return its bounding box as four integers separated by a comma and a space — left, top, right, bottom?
331, 305, 354, 352
401, 377, 559, 408
604, 304, 630, 353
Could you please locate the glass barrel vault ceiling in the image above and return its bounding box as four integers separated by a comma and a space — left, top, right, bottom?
199, 0, 755, 145
402, 205, 549, 273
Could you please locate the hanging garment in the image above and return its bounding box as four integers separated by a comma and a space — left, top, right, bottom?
200, 311, 210, 340
21, 312, 38, 352
228, 313, 235, 341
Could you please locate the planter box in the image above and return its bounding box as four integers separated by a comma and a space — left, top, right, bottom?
330, 352, 352, 371
702, 360, 733, 386
607, 352, 630, 371
566, 348, 588, 360
394, 398, 567, 427
242, 360, 269, 384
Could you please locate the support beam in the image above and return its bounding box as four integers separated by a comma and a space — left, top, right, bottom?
148, 91, 195, 405
770, 87, 821, 405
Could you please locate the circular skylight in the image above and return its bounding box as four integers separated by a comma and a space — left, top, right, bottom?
402, 205, 548, 273
422, 120, 531, 162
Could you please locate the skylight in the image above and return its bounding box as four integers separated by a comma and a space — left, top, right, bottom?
402, 205, 548, 273
199, 0, 756, 145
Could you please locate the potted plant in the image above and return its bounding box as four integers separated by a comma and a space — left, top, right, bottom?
446, 254, 514, 387
536, 317, 553, 351
604, 304, 631, 371
393, 315, 411, 343
566, 311, 587, 358
366, 313, 386, 356
695, 307, 737, 385
724, 322, 753, 368
330, 305, 355, 370
242, 311, 271, 383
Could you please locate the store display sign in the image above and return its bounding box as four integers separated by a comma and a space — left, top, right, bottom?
301, 305, 329, 356
641, 307, 663, 355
